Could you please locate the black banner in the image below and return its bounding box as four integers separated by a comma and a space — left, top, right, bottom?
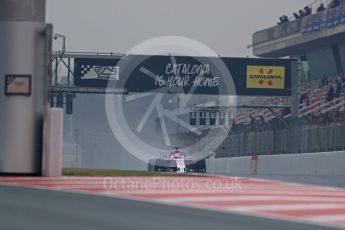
74, 55, 294, 96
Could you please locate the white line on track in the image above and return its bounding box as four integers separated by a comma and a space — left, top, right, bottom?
304, 215, 345, 223
226, 204, 345, 212
156, 195, 345, 203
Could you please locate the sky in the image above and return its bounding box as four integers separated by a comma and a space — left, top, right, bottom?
46, 0, 312, 57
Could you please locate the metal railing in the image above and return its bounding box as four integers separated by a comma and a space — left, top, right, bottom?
252, 2, 345, 46
216, 120, 345, 157
252, 20, 302, 45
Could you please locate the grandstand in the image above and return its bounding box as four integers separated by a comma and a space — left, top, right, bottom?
188, 0, 345, 158
234, 74, 345, 127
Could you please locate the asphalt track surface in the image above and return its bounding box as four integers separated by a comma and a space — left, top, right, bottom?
0, 185, 340, 230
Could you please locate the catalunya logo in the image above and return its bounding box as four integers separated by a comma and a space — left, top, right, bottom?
246, 65, 285, 89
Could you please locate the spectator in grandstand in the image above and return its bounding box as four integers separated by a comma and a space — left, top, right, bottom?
333, 0, 338, 8
320, 74, 329, 87
282, 107, 291, 117
335, 79, 342, 98
327, 84, 335, 102
329, 0, 340, 8
317, 3, 325, 12
299, 9, 306, 18
333, 0, 340, 8
282, 15, 289, 23
304, 6, 312, 16
293, 12, 300, 20
277, 16, 284, 25
250, 115, 255, 126
259, 115, 266, 124
341, 75, 345, 91
299, 92, 310, 106
278, 15, 289, 25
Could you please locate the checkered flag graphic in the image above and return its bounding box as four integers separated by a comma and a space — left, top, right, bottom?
81, 65, 93, 77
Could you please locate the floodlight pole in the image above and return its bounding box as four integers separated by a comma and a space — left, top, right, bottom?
54, 33, 66, 54
291, 60, 299, 119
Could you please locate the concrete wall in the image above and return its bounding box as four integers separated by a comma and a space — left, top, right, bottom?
42, 108, 63, 177
206, 151, 345, 176
207, 156, 251, 175
253, 22, 345, 57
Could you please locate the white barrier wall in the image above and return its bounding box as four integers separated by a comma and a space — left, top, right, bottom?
206, 151, 345, 176
42, 108, 63, 177
207, 157, 252, 175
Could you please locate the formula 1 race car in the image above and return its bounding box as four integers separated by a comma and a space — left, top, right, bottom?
148, 148, 206, 173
